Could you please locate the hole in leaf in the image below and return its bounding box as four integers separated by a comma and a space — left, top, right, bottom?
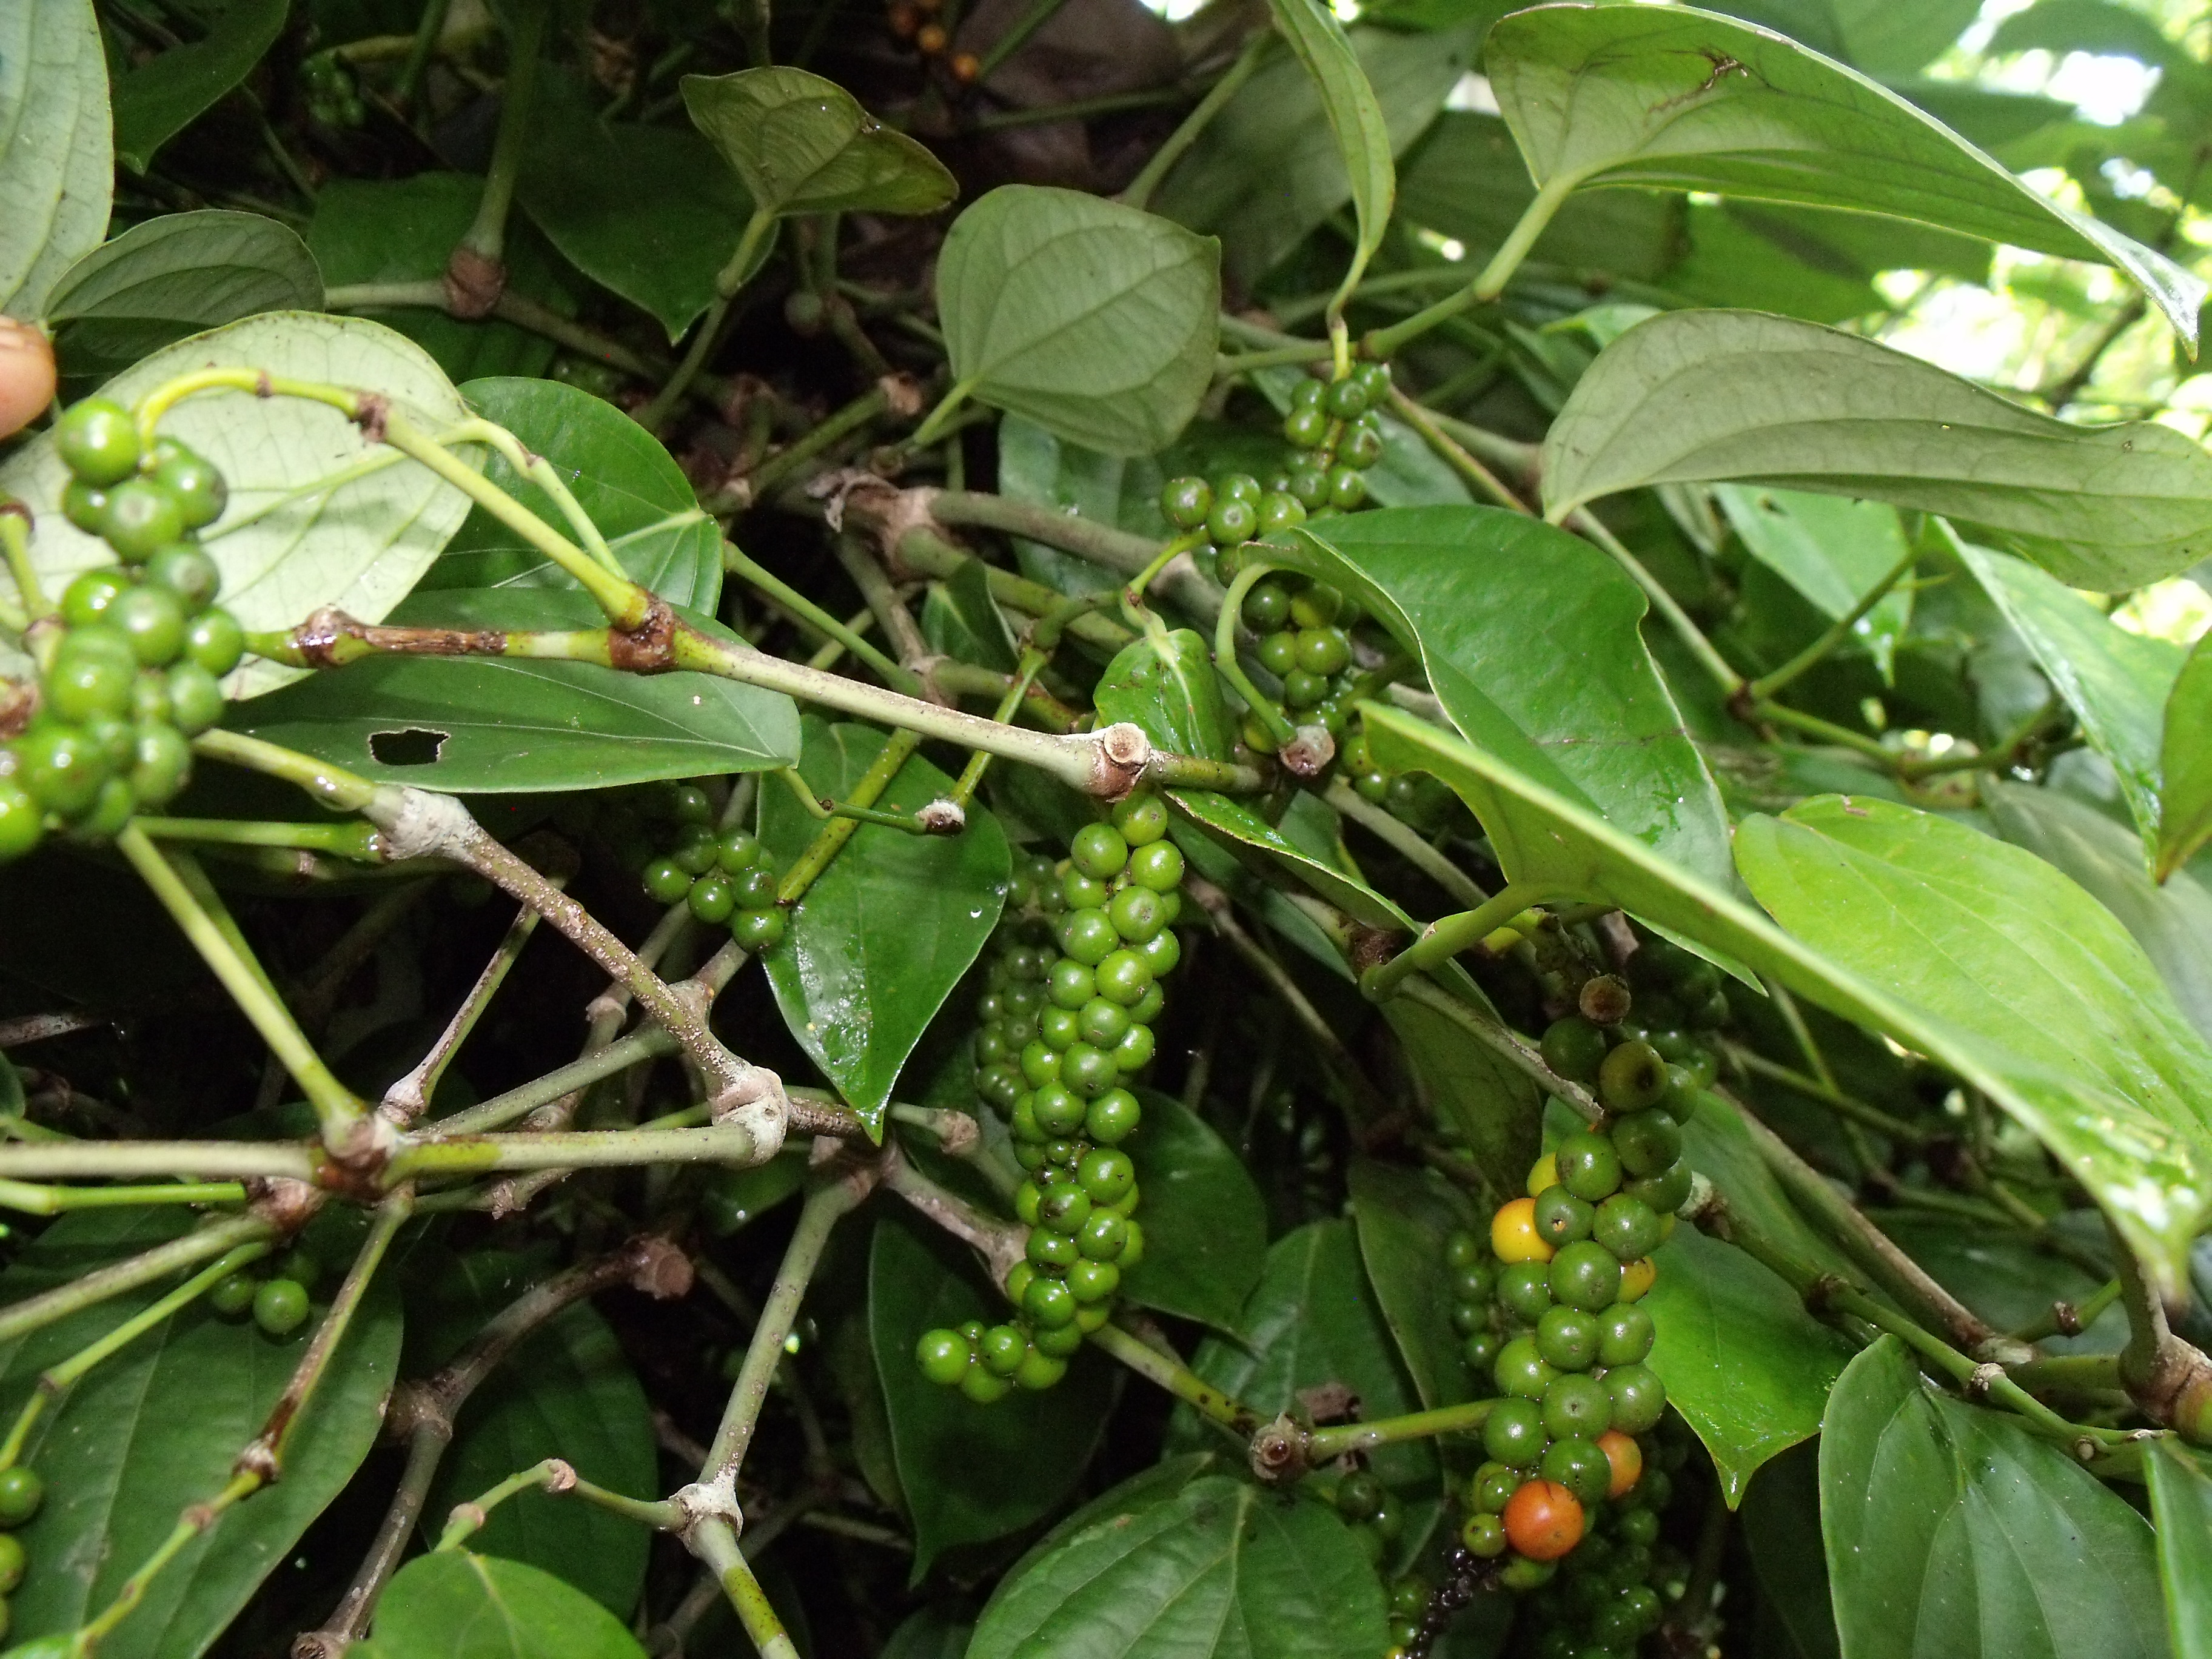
369, 728, 448, 766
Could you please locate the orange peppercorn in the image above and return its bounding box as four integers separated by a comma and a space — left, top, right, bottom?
949, 50, 980, 81
1597, 1429, 1643, 1499
916, 21, 947, 52
1502, 1478, 1584, 1561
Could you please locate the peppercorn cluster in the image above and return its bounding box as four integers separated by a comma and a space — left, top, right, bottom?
629, 782, 789, 953
913, 789, 1184, 1401
0, 398, 247, 865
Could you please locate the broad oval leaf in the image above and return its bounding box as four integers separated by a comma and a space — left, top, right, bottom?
759, 718, 1010, 1134
1349, 1158, 1481, 1410
1118, 1088, 1266, 1333
0, 311, 477, 700
1820, 1335, 2166, 1659
358, 1552, 646, 1659
1486, 2, 2204, 341
1156, 27, 1473, 290
867, 1212, 1117, 1575
937, 186, 1221, 457
0, 1211, 402, 1659
1540, 309, 2212, 590
1293, 506, 1734, 888
426, 376, 722, 608
2160, 632, 2212, 880
232, 589, 802, 792
680, 67, 955, 218
1265, 0, 1394, 304
1643, 1227, 1856, 1506
1737, 796, 2212, 1285
517, 69, 757, 343
45, 211, 324, 384
1359, 703, 2212, 1285
1959, 540, 2183, 860
0, 0, 111, 318
2147, 1440, 2212, 1659
1094, 628, 1233, 762
111, 0, 288, 175
968, 1471, 1386, 1659
1714, 485, 1912, 680
1986, 781, 2212, 1045
1381, 996, 1540, 1211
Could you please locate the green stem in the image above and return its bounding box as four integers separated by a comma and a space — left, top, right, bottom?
1217, 342, 1333, 374
2011, 1276, 2122, 1344
1305, 1397, 1497, 1460
1362, 172, 1583, 360
1754, 700, 1897, 767
390, 1122, 771, 1182
114, 825, 371, 1155
641, 207, 780, 431
0, 1142, 318, 1181
1398, 975, 1602, 1121
1213, 559, 1298, 748
0, 508, 50, 621
383, 892, 552, 1123
1744, 546, 1917, 703
0, 1213, 275, 1345
967, 87, 1188, 132
725, 538, 916, 691
1088, 1319, 1259, 1432
396, 0, 454, 105
460, 0, 547, 263
2008, 1352, 2127, 1396
973, 0, 1073, 81
191, 729, 380, 813
1387, 390, 1530, 514
78, 1471, 263, 1647
1720, 1043, 1929, 1146
1568, 508, 1743, 696
435, 1458, 680, 1549
132, 817, 387, 859
0, 1178, 249, 1214
778, 729, 922, 905
1120, 32, 1270, 211
907, 381, 974, 451
742, 383, 896, 505
323, 281, 669, 381
1360, 880, 1566, 1002
691, 1518, 803, 1659
1322, 779, 1487, 909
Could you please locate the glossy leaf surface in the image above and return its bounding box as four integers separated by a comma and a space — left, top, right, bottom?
1486, 3, 2203, 340
1296, 506, 1732, 888
44, 211, 322, 383
937, 187, 1220, 456
427, 376, 722, 608
681, 67, 955, 218
111, 0, 286, 173
2147, 1439, 2212, 1659
1118, 1088, 1267, 1333
1264, 0, 1395, 302
1960, 541, 2182, 859
1094, 628, 1233, 762
2159, 632, 2212, 880
0, 0, 110, 318
358, 1552, 647, 1659
0, 312, 475, 699
235, 590, 800, 791
868, 1213, 1116, 1574
968, 1470, 1386, 1659
1542, 310, 2212, 590
1821, 1336, 2165, 1659
759, 719, 1009, 1133
1643, 1227, 1856, 1506
1349, 1158, 1480, 1409
0, 1212, 401, 1659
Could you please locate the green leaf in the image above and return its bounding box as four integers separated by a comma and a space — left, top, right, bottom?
1349, 1158, 1480, 1409
1986, 781, 2212, 1045
234, 589, 800, 792
110, 0, 288, 174
0, 1211, 403, 1659
1293, 506, 1732, 888
921, 556, 1019, 674
1829, 0, 1983, 75
680, 67, 955, 218
0, 311, 475, 700
1181, 1220, 1436, 1498
1543, 309, 2212, 590
968, 1472, 1387, 1659
44, 210, 320, 384
1379, 997, 1539, 1210
2147, 1439, 2212, 1659
358, 1552, 646, 1659
1484, 2, 2204, 341
1398, 112, 1685, 285
867, 1212, 1116, 1575
1820, 1335, 2165, 1659
1643, 1227, 1856, 1505
1168, 788, 1402, 930
1737, 796, 2212, 1287
1874, 1208, 2125, 1356
426, 376, 722, 608
0, 0, 110, 318
424, 1257, 656, 1618
882, 1607, 974, 1659
2162, 634, 2212, 880
993, 414, 1168, 595
1740, 1441, 1842, 1659
1155, 27, 1475, 290
517, 69, 758, 343
309, 174, 579, 382
1119, 1087, 1266, 1333
1264, 0, 1394, 306
1359, 704, 2212, 1286
937, 186, 1221, 457
1714, 486, 1912, 680
1959, 541, 2184, 860
1094, 629, 1233, 762
759, 718, 1010, 1133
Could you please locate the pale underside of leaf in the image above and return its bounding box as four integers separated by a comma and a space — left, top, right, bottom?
0, 0, 112, 318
